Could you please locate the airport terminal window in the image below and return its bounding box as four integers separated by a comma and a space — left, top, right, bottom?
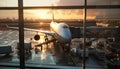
0, 0, 120, 69
23, 0, 84, 6
87, 0, 120, 5
24, 9, 83, 20
0, 2, 20, 69
0, 0, 18, 7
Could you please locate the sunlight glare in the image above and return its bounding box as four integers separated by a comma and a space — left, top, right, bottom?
38, 0, 59, 6
24, 0, 60, 6
36, 10, 50, 19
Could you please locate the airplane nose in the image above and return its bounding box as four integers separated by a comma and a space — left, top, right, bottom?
63, 30, 71, 42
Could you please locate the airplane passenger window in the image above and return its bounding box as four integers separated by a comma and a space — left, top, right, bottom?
63, 26, 68, 28
0, 0, 120, 69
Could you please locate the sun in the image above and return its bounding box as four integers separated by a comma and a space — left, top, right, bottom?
24, 0, 60, 19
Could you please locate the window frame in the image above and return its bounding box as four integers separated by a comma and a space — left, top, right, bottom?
0, 0, 120, 69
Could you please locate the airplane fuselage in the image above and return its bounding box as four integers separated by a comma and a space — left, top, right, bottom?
50, 21, 71, 43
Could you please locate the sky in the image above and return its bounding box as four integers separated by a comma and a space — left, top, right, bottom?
0, 0, 120, 19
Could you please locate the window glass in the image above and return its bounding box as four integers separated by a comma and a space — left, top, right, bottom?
24, 9, 83, 20
87, 9, 120, 19
23, 0, 84, 6
86, 9, 120, 68
0, 10, 19, 66
87, 0, 120, 5
0, 0, 18, 7
0, 0, 120, 69
0, 10, 18, 19
23, 0, 120, 6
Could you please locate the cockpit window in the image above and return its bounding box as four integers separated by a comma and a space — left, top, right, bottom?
63, 25, 69, 28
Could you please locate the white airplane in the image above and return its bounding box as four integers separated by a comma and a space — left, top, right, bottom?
6, 20, 72, 44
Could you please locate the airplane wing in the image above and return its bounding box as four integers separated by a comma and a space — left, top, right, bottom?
6, 24, 55, 36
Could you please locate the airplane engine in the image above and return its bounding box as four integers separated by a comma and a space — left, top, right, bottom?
34, 34, 40, 41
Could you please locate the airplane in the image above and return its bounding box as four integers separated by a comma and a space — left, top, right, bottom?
6, 15, 72, 52
6, 21, 71, 43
